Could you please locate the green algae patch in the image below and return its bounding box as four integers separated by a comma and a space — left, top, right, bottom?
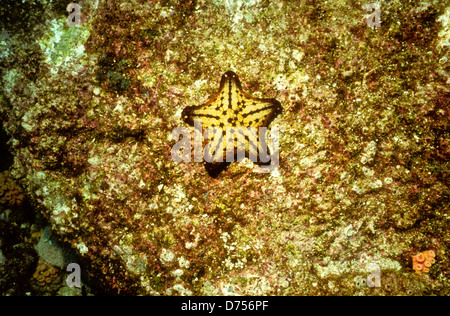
38, 17, 91, 75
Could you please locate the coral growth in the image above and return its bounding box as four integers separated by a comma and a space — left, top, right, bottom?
0, 170, 24, 207
412, 250, 436, 274
32, 259, 60, 286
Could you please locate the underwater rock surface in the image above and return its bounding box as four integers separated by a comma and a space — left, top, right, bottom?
0, 0, 448, 295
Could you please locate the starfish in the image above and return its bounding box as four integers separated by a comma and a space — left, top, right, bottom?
182, 71, 282, 177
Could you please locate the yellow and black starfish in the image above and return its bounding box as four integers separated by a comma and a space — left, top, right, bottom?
182, 71, 282, 177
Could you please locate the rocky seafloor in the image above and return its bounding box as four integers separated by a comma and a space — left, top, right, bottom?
0, 0, 448, 295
